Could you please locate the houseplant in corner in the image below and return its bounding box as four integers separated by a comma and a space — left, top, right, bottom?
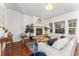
25, 24, 38, 53
25, 24, 34, 40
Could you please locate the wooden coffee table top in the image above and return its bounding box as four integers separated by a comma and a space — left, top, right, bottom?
3, 41, 32, 56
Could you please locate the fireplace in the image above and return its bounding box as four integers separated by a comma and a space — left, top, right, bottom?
36, 28, 42, 35
34, 18, 43, 35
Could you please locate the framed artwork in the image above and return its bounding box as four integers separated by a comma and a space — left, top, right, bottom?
55, 21, 65, 34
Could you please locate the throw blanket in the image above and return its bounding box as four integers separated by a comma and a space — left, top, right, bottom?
26, 41, 38, 52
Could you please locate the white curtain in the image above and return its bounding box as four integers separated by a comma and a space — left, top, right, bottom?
0, 3, 6, 27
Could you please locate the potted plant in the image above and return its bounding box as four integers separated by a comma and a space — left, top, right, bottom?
25, 24, 34, 37
44, 26, 49, 35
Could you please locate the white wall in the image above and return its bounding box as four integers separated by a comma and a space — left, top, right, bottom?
76, 18, 79, 42
5, 9, 24, 42
0, 4, 6, 26
23, 15, 33, 27
46, 10, 79, 42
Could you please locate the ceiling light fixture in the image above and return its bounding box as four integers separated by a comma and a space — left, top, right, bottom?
45, 3, 54, 11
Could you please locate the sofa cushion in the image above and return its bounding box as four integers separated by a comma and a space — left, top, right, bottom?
52, 38, 69, 50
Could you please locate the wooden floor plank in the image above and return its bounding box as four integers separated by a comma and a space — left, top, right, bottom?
2, 41, 32, 56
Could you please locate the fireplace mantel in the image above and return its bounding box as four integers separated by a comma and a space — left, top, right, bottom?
33, 17, 45, 36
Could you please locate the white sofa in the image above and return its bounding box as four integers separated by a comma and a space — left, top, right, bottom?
38, 37, 77, 56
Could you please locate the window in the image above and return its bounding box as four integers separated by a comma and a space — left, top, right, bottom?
68, 19, 77, 35
55, 21, 65, 34
49, 23, 53, 33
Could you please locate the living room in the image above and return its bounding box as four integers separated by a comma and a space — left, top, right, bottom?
0, 3, 79, 56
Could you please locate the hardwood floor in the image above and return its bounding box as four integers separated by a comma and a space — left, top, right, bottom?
3, 41, 32, 56
74, 43, 79, 56
2, 41, 79, 56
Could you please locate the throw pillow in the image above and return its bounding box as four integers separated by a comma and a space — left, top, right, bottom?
60, 36, 65, 39
47, 38, 57, 46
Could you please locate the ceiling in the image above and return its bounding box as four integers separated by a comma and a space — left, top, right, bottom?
5, 3, 79, 19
